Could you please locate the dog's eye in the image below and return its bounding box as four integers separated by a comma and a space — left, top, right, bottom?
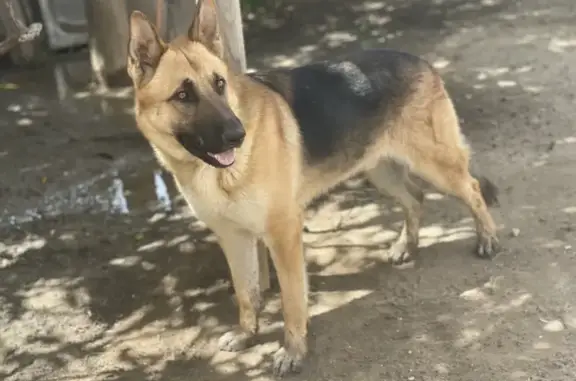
172, 89, 194, 103
171, 79, 198, 103
214, 75, 226, 95
176, 90, 189, 101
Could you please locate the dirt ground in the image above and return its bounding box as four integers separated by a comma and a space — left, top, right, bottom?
1, 0, 576, 380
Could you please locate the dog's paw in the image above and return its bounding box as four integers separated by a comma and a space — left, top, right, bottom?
475, 234, 501, 259
218, 328, 254, 352
273, 347, 304, 378
384, 241, 418, 268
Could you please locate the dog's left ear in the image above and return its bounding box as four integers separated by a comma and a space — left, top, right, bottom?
188, 0, 224, 58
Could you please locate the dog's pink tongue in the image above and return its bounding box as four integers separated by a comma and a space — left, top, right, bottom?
210, 149, 236, 166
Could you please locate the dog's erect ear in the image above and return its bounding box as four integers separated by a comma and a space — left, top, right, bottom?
127, 11, 165, 85
188, 0, 224, 58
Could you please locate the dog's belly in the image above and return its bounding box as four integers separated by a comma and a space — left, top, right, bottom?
298, 148, 384, 206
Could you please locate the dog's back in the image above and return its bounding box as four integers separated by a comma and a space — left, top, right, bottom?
250, 49, 429, 165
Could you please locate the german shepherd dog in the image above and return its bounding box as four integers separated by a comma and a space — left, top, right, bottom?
127, 0, 500, 376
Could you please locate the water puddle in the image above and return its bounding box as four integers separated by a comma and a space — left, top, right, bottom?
1, 163, 183, 227
109, 177, 130, 215
0, 52, 161, 228
108, 168, 177, 216
1, 51, 133, 122
0, 52, 192, 228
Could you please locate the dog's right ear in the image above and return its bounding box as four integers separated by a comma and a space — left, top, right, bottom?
188, 0, 224, 58
127, 11, 165, 85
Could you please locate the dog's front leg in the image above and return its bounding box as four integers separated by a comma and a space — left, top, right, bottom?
265, 210, 308, 377
216, 228, 261, 352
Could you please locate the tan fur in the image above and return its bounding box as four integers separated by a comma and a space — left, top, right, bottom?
126, 1, 499, 376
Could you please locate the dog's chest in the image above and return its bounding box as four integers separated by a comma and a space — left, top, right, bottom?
174, 172, 268, 235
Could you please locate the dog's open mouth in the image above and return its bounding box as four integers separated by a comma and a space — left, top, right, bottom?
207, 149, 236, 167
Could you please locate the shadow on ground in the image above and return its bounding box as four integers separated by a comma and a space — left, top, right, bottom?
2, 175, 572, 380
0, 181, 549, 381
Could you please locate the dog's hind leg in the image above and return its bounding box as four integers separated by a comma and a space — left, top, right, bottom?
215, 227, 261, 352
366, 159, 424, 266
411, 154, 499, 258
391, 95, 500, 258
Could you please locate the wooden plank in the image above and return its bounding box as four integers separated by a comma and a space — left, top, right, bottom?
215, 0, 246, 73
213, 0, 271, 292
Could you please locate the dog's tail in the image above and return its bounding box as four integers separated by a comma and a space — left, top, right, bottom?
472, 173, 500, 207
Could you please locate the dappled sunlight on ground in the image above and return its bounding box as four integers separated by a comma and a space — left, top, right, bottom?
3, 157, 572, 380
1, 165, 575, 381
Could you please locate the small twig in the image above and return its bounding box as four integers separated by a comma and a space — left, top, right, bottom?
0, 0, 43, 56
0, 35, 19, 56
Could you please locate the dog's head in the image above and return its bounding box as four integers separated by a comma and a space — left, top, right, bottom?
127, 0, 244, 168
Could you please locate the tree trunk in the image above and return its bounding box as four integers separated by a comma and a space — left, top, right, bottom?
161, 0, 196, 40
85, 0, 130, 89
215, 0, 246, 73
214, 0, 270, 291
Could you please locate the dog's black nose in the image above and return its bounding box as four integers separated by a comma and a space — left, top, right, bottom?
222, 122, 246, 146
